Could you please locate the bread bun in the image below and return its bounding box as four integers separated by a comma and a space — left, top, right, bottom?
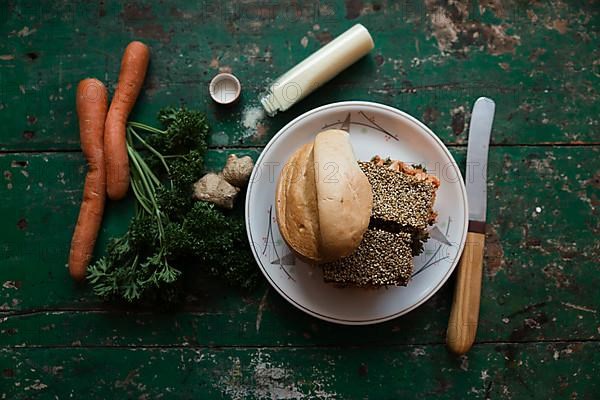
313, 130, 373, 260
275, 142, 321, 261
275, 129, 372, 262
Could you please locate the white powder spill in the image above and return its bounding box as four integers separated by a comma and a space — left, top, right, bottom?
241, 105, 265, 139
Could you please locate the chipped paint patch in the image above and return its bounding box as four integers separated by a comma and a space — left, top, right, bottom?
526, 154, 555, 174
345, 0, 363, 20
218, 351, 337, 399
16, 26, 37, 37
584, 171, 600, 189
2, 281, 19, 290
255, 288, 269, 333
23, 380, 47, 391
485, 225, 505, 277
450, 106, 466, 135
425, 0, 520, 56
412, 347, 426, 357
561, 302, 597, 314
549, 19, 568, 34
479, 0, 505, 18
315, 31, 333, 45
459, 355, 469, 371
524, 318, 542, 329
527, 9, 539, 23
423, 106, 440, 125
245, 44, 261, 65
483, 25, 522, 56
428, 11, 457, 52
542, 263, 570, 288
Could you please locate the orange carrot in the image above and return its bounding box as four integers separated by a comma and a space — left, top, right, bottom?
69, 78, 108, 281
104, 41, 150, 200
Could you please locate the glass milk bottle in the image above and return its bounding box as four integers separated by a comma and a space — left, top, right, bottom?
260, 24, 374, 116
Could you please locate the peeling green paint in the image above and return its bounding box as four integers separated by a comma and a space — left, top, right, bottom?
0, 0, 599, 398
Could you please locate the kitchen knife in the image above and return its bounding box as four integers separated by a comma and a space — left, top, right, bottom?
446, 97, 495, 355
428, 225, 452, 247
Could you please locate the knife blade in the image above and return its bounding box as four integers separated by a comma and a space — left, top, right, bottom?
427, 225, 452, 246
446, 97, 495, 355
466, 97, 495, 225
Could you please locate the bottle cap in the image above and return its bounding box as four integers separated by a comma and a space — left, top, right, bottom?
209, 73, 241, 105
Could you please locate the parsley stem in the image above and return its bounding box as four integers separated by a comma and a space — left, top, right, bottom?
127, 125, 172, 182
127, 121, 165, 134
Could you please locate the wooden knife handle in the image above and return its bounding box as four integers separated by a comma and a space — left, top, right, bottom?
446, 231, 485, 355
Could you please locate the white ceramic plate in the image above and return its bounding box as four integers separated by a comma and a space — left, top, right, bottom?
245, 101, 468, 325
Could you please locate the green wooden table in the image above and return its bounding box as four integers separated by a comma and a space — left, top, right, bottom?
1, 1, 599, 398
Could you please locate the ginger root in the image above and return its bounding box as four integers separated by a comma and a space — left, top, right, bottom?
193, 154, 254, 209
222, 154, 254, 187
193, 173, 240, 209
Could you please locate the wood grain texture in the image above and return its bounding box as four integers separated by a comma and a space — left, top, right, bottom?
1, 147, 598, 348
447, 231, 485, 355
1, 344, 598, 399
0, 0, 598, 150
1, 1, 599, 398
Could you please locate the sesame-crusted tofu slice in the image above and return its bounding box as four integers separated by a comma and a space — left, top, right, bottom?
359, 161, 437, 230
322, 228, 414, 287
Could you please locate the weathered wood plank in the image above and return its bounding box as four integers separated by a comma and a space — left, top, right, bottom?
0, 149, 260, 308
1, 0, 597, 151
1, 1, 598, 398
1, 343, 598, 399
1, 146, 598, 347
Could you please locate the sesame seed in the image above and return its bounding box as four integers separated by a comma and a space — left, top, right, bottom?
320, 159, 439, 288
322, 228, 414, 287
359, 161, 436, 230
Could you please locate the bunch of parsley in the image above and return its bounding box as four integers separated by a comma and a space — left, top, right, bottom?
88, 108, 259, 304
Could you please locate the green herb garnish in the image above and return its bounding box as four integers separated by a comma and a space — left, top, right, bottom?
88, 108, 258, 304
